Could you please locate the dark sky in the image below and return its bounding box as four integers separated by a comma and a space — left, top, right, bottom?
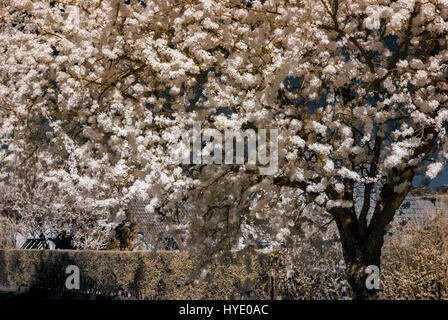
413, 166, 448, 188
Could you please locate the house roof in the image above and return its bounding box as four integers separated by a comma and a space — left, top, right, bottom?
398, 194, 447, 218
128, 200, 152, 223
128, 200, 155, 234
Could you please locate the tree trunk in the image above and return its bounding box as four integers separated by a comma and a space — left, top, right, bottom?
332, 207, 383, 300
345, 251, 381, 300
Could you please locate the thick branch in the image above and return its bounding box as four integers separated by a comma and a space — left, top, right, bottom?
358, 135, 382, 238
366, 129, 438, 253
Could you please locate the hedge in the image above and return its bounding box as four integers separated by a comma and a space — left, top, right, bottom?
0, 249, 273, 299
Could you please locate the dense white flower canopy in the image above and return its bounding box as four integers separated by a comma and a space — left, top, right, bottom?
0, 0, 447, 252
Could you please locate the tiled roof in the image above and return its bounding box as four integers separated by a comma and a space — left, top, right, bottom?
398, 194, 447, 218
128, 200, 157, 234
128, 200, 152, 223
